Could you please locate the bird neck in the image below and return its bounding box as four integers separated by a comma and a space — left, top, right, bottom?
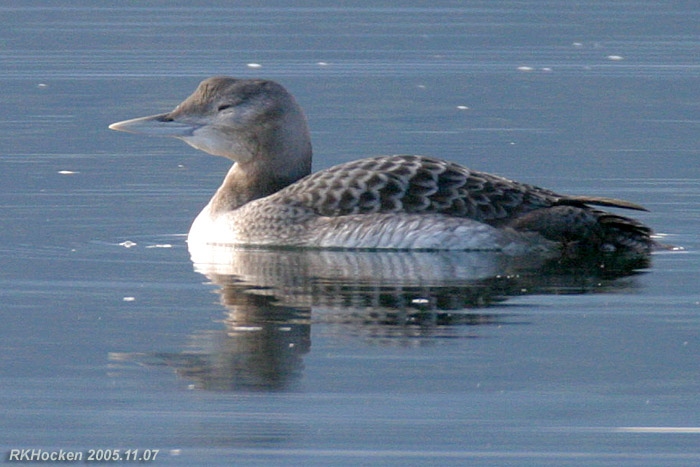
208, 152, 311, 214
207, 100, 313, 213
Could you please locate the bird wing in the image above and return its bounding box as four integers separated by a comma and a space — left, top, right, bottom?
276, 155, 560, 223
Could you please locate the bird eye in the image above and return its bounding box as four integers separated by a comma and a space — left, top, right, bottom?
217, 104, 232, 112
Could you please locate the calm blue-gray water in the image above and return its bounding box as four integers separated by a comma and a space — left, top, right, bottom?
1, 2, 699, 465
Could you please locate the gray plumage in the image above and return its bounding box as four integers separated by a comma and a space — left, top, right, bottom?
109, 77, 654, 254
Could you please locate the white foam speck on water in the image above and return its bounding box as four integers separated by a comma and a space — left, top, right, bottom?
246, 63, 262, 69
517, 66, 534, 71
607, 55, 624, 61
119, 240, 137, 248
57, 170, 78, 175
122, 297, 135, 302
145, 244, 173, 248
231, 326, 264, 332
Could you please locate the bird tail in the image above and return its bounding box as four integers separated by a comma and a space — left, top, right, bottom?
558, 196, 655, 254
592, 209, 655, 254
509, 199, 655, 255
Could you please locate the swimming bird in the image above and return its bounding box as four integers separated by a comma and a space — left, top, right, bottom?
109, 77, 654, 254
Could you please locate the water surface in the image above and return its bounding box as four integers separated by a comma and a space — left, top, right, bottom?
1, 2, 699, 465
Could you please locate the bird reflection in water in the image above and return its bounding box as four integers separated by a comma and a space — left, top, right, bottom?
113, 247, 649, 392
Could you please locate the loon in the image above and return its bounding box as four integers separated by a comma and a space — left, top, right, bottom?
109, 76, 654, 254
